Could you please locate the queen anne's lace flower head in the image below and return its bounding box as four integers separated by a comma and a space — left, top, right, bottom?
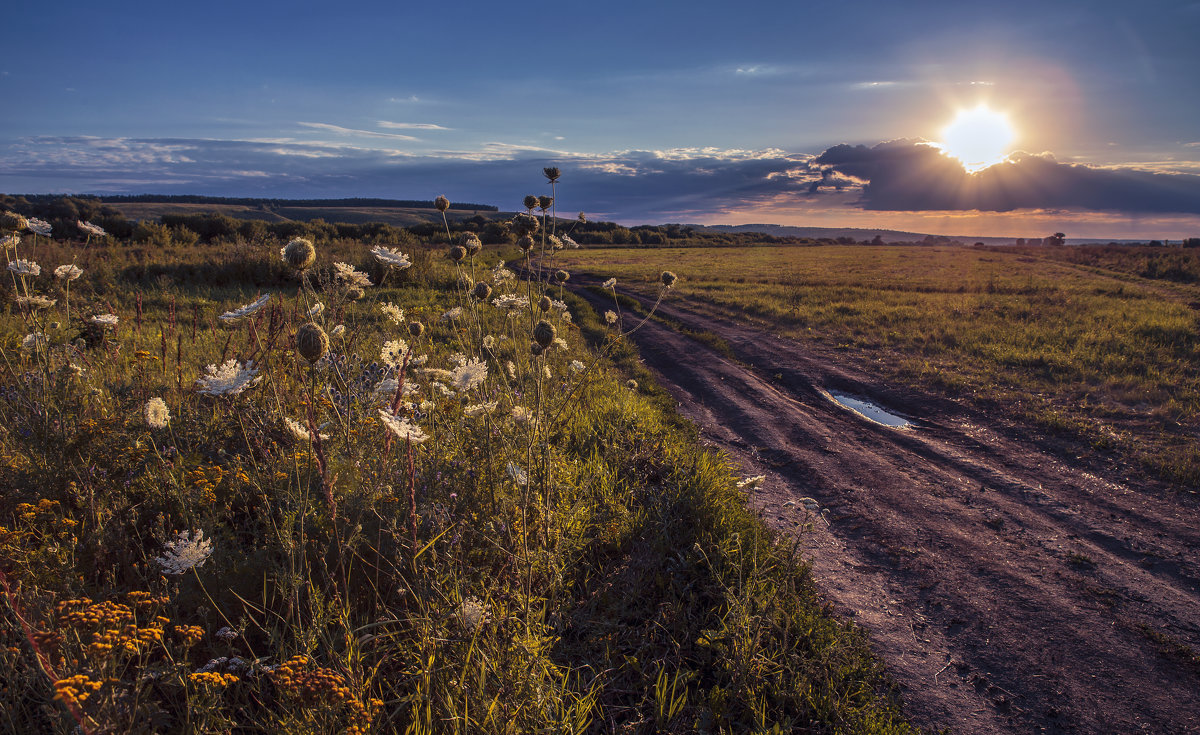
196, 359, 260, 396
377, 410, 428, 444
26, 218, 52, 236
89, 313, 118, 328
464, 401, 497, 417
381, 339, 409, 368
450, 359, 487, 392
283, 417, 329, 441
145, 397, 171, 429
218, 294, 270, 322
441, 307, 462, 321
155, 530, 214, 575
370, 246, 412, 269
8, 259, 40, 277
54, 264, 84, 281
77, 220, 107, 237
333, 262, 373, 288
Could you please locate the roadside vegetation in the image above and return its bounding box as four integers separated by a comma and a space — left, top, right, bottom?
554, 244, 1200, 489
0, 187, 914, 733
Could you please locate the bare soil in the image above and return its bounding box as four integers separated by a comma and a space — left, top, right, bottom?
573, 278, 1200, 734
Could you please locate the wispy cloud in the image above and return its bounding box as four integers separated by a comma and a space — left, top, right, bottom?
296, 122, 419, 141
377, 121, 450, 131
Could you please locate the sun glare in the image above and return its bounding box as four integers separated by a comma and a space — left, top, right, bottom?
939, 105, 1015, 172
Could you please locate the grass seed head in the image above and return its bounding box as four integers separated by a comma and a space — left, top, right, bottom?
296, 322, 330, 363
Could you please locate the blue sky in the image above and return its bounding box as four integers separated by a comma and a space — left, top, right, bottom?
4, 0, 1200, 237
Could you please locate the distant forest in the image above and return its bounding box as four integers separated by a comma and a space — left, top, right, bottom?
95, 194, 498, 211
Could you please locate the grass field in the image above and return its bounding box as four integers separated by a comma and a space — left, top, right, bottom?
108, 202, 504, 228
0, 227, 914, 733
554, 244, 1200, 489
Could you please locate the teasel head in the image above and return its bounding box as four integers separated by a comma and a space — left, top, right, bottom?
533, 319, 556, 348
538, 295, 552, 312
523, 195, 539, 211
543, 167, 561, 183
434, 195, 450, 212
282, 238, 317, 270
449, 245, 467, 262
473, 282, 492, 300
296, 322, 329, 363
408, 321, 425, 338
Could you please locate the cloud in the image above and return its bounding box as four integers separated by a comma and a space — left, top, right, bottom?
814, 139, 1200, 215
296, 122, 418, 141
377, 121, 450, 131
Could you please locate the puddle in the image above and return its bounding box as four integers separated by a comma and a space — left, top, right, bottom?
822, 390, 911, 428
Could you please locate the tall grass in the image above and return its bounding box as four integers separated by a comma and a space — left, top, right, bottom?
0, 196, 912, 733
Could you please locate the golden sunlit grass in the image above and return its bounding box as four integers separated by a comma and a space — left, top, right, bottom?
555, 244, 1200, 488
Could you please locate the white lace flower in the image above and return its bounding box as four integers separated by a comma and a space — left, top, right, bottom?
218, 294, 270, 322
506, 462, 528, 487
196, 359, 260, 396
77, 220, 107, 237
464, 401, 497, 417
307, 301, 325, 318
492, 262, 515, 283
331, 324, 346, 336
283, 417, 329, 441
561, 234, 579, 249
8, 259, 39, 277
333, 262, 373, 288
441, 307, 462, 321
737, 475, 766, 490
602, 278, 616, 289
491, 294, 524, 310
145, 397, 171, 429
155, 530, 214, 575
377, 410, 428, 443
379, 302, 404, 324
89, 313, 119, 328
54, 264, 83, 281
570, 360, 586, 373
450, 359, 487, 392
381, 339, 409, 368
26, 218, 52, 236
370, 246, 412, 269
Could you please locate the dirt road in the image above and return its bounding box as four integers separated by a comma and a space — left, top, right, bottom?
573, 278, 1200, 734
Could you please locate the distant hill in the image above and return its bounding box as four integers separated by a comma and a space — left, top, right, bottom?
690, 223, 1151, 246
98, 195, 497, 211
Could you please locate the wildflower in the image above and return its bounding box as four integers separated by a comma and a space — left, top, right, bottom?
381, 339, 409, 368
196, 359, 260, 396
307, 301, 325, 318
554, 269, 570, 283
570, 360, 586, 373
506, 462, 528, 487
145, 397, 171, 429
155, 530, 214, 575
455, 597, 489, 632
441, 306, 462, 321
296, 323, 329, 363
549, 299, 568, 312
219, 294, 270, 322
450, 359, 487, 392
602, 278, 616, 289
492, 294, 524, 310
284, 417, 329, 441
281, 238, 316, 270
464, 401, 497, 417
89, 313, 119, 328
380, 302, 405, 324
407, 321, 424, 338
553, 337, 568, 351
434, 195, 450, 212
21, 332, 46, 351
472, 282, 492, 300
511, 405, 530, 423
0, 212, 28, 232
661, 271, 678, 288
77, 220, 106, 237
370, 246, 412, 269
562, 234, 579, 249
492, 262, 515, 283
377, 410, 429, 444
737, 475, 766, 491
215, 626, 239, 643
482, 335, 496, 350
1, 234, 18, 250
54, 264, 83, 281
8, 259, 40, 277
333, 261, 373, 288
418, 399, 435, 412
533, 320, 556, 349
542, 363, 552, 379
16, 296, 56, 310
460, 232, 482, 256
331, 324, 346, 336
26, 217, 52, 236
605, 310, 618, 325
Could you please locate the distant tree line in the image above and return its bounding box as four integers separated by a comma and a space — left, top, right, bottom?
97, 194, 498, 211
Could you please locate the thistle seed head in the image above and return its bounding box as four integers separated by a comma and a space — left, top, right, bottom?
407, 321, 425, 338
282, 238, 316, 270
523, 195, 540, 211
660, 271, 677, 288
543, 167, 561, 183
473, 282, 492, 300
434, 195, 450, 212
449, 245, 467, 262
533, 320, 556, 348
296, 322, 329, 363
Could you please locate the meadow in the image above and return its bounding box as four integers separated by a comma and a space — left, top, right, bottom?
554, 244, 1200, 489
0, 206, 914, 733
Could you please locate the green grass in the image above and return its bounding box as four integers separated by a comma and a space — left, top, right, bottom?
0, 228, 914, 733
555, 244, 1200, 490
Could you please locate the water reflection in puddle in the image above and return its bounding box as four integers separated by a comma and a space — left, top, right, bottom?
822, 390, 911, 428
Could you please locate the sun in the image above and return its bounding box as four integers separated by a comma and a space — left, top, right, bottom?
939, 105, 1015, 172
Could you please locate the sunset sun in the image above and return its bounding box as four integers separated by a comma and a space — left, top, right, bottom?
939, 105, 1015, 172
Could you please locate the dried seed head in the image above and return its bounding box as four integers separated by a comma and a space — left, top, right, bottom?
538, 195, 553, 211
543, 167, 561, 183
0, 212, 28, 233
473, 282, 492, 300
518, 235, 535, 252
523, 195, 540, 211
511, 212, 539, 237
434, 195, 450, 212
538, 295, 552, 312
459, 232, 483, 255
533, 320, 556, 348
577, 211, 587, 223
530, 342, 544, 356
296, 322, 329, 363
554, 269, 570, 283
660, 270, 677, 288
449, 245, 467, 262
282, 238, 316, 270
547, 235, 563, 251
347, 287, 366, 300
407, 321, 425, 338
